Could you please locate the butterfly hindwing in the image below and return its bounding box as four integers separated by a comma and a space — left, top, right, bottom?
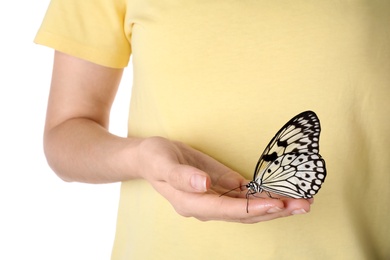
257, 153, 326, 198
248, 111, 326, 200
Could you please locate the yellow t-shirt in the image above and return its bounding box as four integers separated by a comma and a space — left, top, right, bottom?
35, 1, 390, 259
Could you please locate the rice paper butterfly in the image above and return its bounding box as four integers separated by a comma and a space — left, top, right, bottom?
245, 111, 326, 212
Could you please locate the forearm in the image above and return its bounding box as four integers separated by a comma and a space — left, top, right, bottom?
44, 117, 142, 183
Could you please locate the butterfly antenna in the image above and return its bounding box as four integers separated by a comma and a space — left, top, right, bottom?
219, 185, 246, 197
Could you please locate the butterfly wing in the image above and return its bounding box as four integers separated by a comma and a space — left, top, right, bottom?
252, 111, 326, 198
259, 153, 326, 198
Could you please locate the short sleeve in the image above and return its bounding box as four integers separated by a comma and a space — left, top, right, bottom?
34, 0, 131, 68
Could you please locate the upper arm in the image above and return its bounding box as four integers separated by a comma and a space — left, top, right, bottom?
45, 51, 124, 131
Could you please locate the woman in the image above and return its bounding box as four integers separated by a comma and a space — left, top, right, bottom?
36, 1, 390, 259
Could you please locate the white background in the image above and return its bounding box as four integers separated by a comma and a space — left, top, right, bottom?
0, 2, 133, 259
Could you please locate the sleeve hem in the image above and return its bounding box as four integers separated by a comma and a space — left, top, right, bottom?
34, 30, 130, 69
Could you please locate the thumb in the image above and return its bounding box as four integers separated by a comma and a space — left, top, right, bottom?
167, 164, 211, 193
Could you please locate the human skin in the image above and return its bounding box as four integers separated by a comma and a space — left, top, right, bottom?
43, 51, 312, 223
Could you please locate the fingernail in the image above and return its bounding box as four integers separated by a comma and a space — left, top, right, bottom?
191, 175, 207, 192
291, 209, 307, 215
267, 207, 283, 214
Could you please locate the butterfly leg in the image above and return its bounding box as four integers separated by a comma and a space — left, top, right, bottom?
245, 190, 255, 213
245, 189, 261, 213
265, 191, 280, 199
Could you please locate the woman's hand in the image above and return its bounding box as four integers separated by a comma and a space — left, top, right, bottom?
135, 137, 312, 223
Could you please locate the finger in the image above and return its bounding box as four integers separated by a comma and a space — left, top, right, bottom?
166, 189, 287, 223
215, 197, 312, 223
188, 148, 247, 188
256, 193, 313, 213
280, 198, 312, 215
201, 195, 288, 223
165, 164, 211, 193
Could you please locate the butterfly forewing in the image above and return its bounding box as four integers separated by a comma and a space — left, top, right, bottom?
249, 111, 326, 200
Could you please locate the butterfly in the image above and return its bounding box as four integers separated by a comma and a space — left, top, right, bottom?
225, 111, 326, 212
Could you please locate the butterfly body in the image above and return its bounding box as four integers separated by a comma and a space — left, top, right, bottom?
247, 111, 326, 202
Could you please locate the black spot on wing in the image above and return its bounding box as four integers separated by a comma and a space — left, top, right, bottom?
262, 152, 278, 162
